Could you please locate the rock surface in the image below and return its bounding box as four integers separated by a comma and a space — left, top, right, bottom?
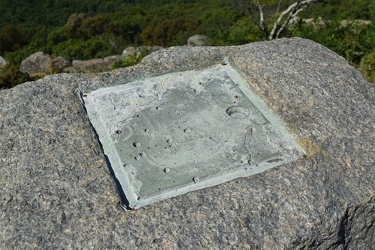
0, 38, 374, 249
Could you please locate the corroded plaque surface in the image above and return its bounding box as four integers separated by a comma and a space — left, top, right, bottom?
82, 62, 303, 209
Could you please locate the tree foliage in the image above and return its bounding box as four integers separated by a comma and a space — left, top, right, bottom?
0, 0, 374, 88
0, 24, 29, 53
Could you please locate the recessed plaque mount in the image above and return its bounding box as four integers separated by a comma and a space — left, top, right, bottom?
82, 61, 304, 209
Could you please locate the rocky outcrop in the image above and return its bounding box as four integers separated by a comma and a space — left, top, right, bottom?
19, 52, 71, 76
19, 51, 118, 75
1, 38, 374, 249
103, 55, 123, 66
187, 34, 207, 46
71, 58, 107, 72
64, 55, 123, 73
19, 47, 163, 76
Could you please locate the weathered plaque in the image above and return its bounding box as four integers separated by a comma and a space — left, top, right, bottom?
82, 62, 304, 209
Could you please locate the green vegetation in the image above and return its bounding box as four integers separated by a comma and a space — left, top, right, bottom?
0, 64, 31, 89
0, 0, 374, 88
290, 0, 375, 82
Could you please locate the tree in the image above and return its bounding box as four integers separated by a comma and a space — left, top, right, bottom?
0, 25, 28, 53
235, 0, 325, 40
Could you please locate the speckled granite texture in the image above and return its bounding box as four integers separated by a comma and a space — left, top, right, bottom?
1, 38, 374, 249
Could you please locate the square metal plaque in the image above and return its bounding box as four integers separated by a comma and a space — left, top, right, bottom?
82, 62, 303, 209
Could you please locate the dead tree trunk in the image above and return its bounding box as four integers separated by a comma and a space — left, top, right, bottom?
240, 0, 325, 40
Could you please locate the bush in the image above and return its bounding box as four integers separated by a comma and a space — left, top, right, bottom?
51, 36, 114, 60
78, 14, 109, 39
141, 19, 185, 46
0, 24, 29, 54
359, 52, 375, 83
0, 64, 31, 89
47, 26, 68, 46
228, 18, 264, 45
112, 49, 149, 69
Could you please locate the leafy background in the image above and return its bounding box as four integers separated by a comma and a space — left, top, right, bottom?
0, 0, 374, 88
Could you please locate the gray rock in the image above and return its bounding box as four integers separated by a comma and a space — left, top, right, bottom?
103, 55, 123, 66
0, 38, 374, 249
187, 34, 208, 46
0, 56, 7, 67
72, 58, 108, 72
303, 18, 372, 28
122, 46, 163, 60
19, 51, 52, 76
122, 46, 136, 57
19, 52, 71, 75
71, 56, 124, 73
303, 17, 328, 26
135, 46, 163, 58
340, 19, 372, 27
62, 66, 78, 73
50, 56, 71, 73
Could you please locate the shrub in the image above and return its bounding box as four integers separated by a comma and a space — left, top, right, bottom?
51, 36, 114, 60
141, 19, 185, 46
228, 18, 264, 45
359, 52, 375, 83
112, 48, 149, 69
0, 24, 28, 54
0, 64, 31, 89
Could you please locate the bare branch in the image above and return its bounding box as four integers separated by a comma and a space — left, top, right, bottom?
247, 2, 269, 38
258, 4, 265, 30
269, 0, 325, 39
241, 0, 325, 40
